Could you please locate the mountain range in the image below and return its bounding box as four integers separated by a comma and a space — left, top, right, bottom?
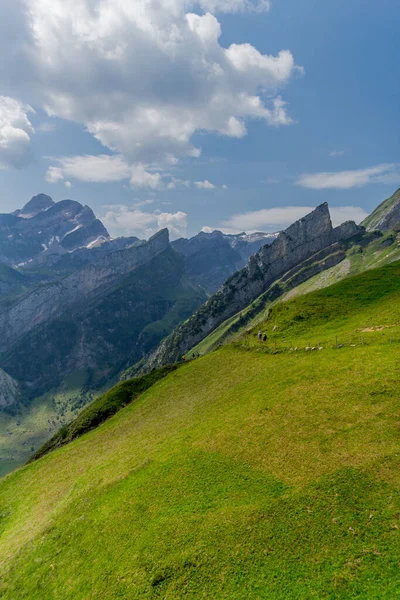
1, 189, 400, 599
0, 194, 276, 471
1, 189, 400, 475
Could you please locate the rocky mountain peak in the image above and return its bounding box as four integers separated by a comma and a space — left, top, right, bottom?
18, 194, 55, 218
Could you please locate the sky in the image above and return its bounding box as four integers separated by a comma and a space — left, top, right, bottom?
0, 0, 399, 240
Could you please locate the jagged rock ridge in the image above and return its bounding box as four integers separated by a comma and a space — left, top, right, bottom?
142, 204, 364, 370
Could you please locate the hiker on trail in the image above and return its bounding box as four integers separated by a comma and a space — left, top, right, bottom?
258, 331, 262, 341
263, 333, 267, 342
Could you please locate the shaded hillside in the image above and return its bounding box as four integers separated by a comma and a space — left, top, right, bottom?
0, 261, 400, 597
1, 246, 206, 399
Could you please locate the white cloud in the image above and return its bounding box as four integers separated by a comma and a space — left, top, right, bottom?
0, 96, 35, 169
130, 164, 163, 190
5, 0, 300, 171
102, 204, 188, 240
45, 155, 131, 183
194, 180, 216, 189
217, 204, 368, 233
64, 181, 72, 188
297, 164, 400, 190
329, 150, 344, 157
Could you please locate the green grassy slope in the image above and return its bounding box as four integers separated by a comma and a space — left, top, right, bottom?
192, 229, 400, 356
0, 248, 206, 477
241, 261, 400, 350
0, 264, 400, 598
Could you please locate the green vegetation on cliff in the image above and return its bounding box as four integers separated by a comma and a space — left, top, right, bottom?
0, 262, 400, 598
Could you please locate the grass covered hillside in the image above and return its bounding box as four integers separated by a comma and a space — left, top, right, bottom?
0, 264, 400, 598
191, 228, 400, 357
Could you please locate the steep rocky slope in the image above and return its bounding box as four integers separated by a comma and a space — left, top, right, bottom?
141, 204, 363, 370
0, 229, 170, 356
1, 243, 206, 398
0, 369, 19, 409
362, 188, 400, 231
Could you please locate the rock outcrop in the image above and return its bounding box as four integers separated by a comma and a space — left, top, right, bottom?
142, 204, 364, 370
362, 189, 400, 232
0, 368, 20, 408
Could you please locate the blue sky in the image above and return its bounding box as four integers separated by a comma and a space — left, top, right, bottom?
0, 0, 399, 239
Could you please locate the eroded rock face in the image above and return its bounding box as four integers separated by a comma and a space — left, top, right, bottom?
0, 369, 19, 408
362, 189, 400, 232
0, 229, 170, 355
143, 204, 364, 370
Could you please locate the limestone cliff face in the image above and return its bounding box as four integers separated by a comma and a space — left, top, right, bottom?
0, 229, 170, 355
362, 189, 400, 232
143, 205, 363, 370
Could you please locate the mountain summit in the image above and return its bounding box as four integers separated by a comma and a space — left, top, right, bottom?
0, 195, 110, 266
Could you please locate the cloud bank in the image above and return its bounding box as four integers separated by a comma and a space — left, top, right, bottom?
1, 0, 300, 183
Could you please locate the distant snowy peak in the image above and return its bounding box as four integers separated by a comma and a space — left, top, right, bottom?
15, 193, 55, 219
0, 195, 110, 267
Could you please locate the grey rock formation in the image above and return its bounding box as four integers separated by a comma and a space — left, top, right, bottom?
362, 189, 400, 232
0, 229, 170, 355
0, 368, 20, 408
143, 204, 364, 370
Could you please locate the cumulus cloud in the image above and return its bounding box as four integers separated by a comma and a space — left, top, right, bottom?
45, 155, 131, 184
215, 205, 368, 233
130, 164, 163, 190
3, 0, 300, 171
45, 153, 225, 192
102, 204, 188, 240
297, 164, 400, 190
0, 96, 35, 169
